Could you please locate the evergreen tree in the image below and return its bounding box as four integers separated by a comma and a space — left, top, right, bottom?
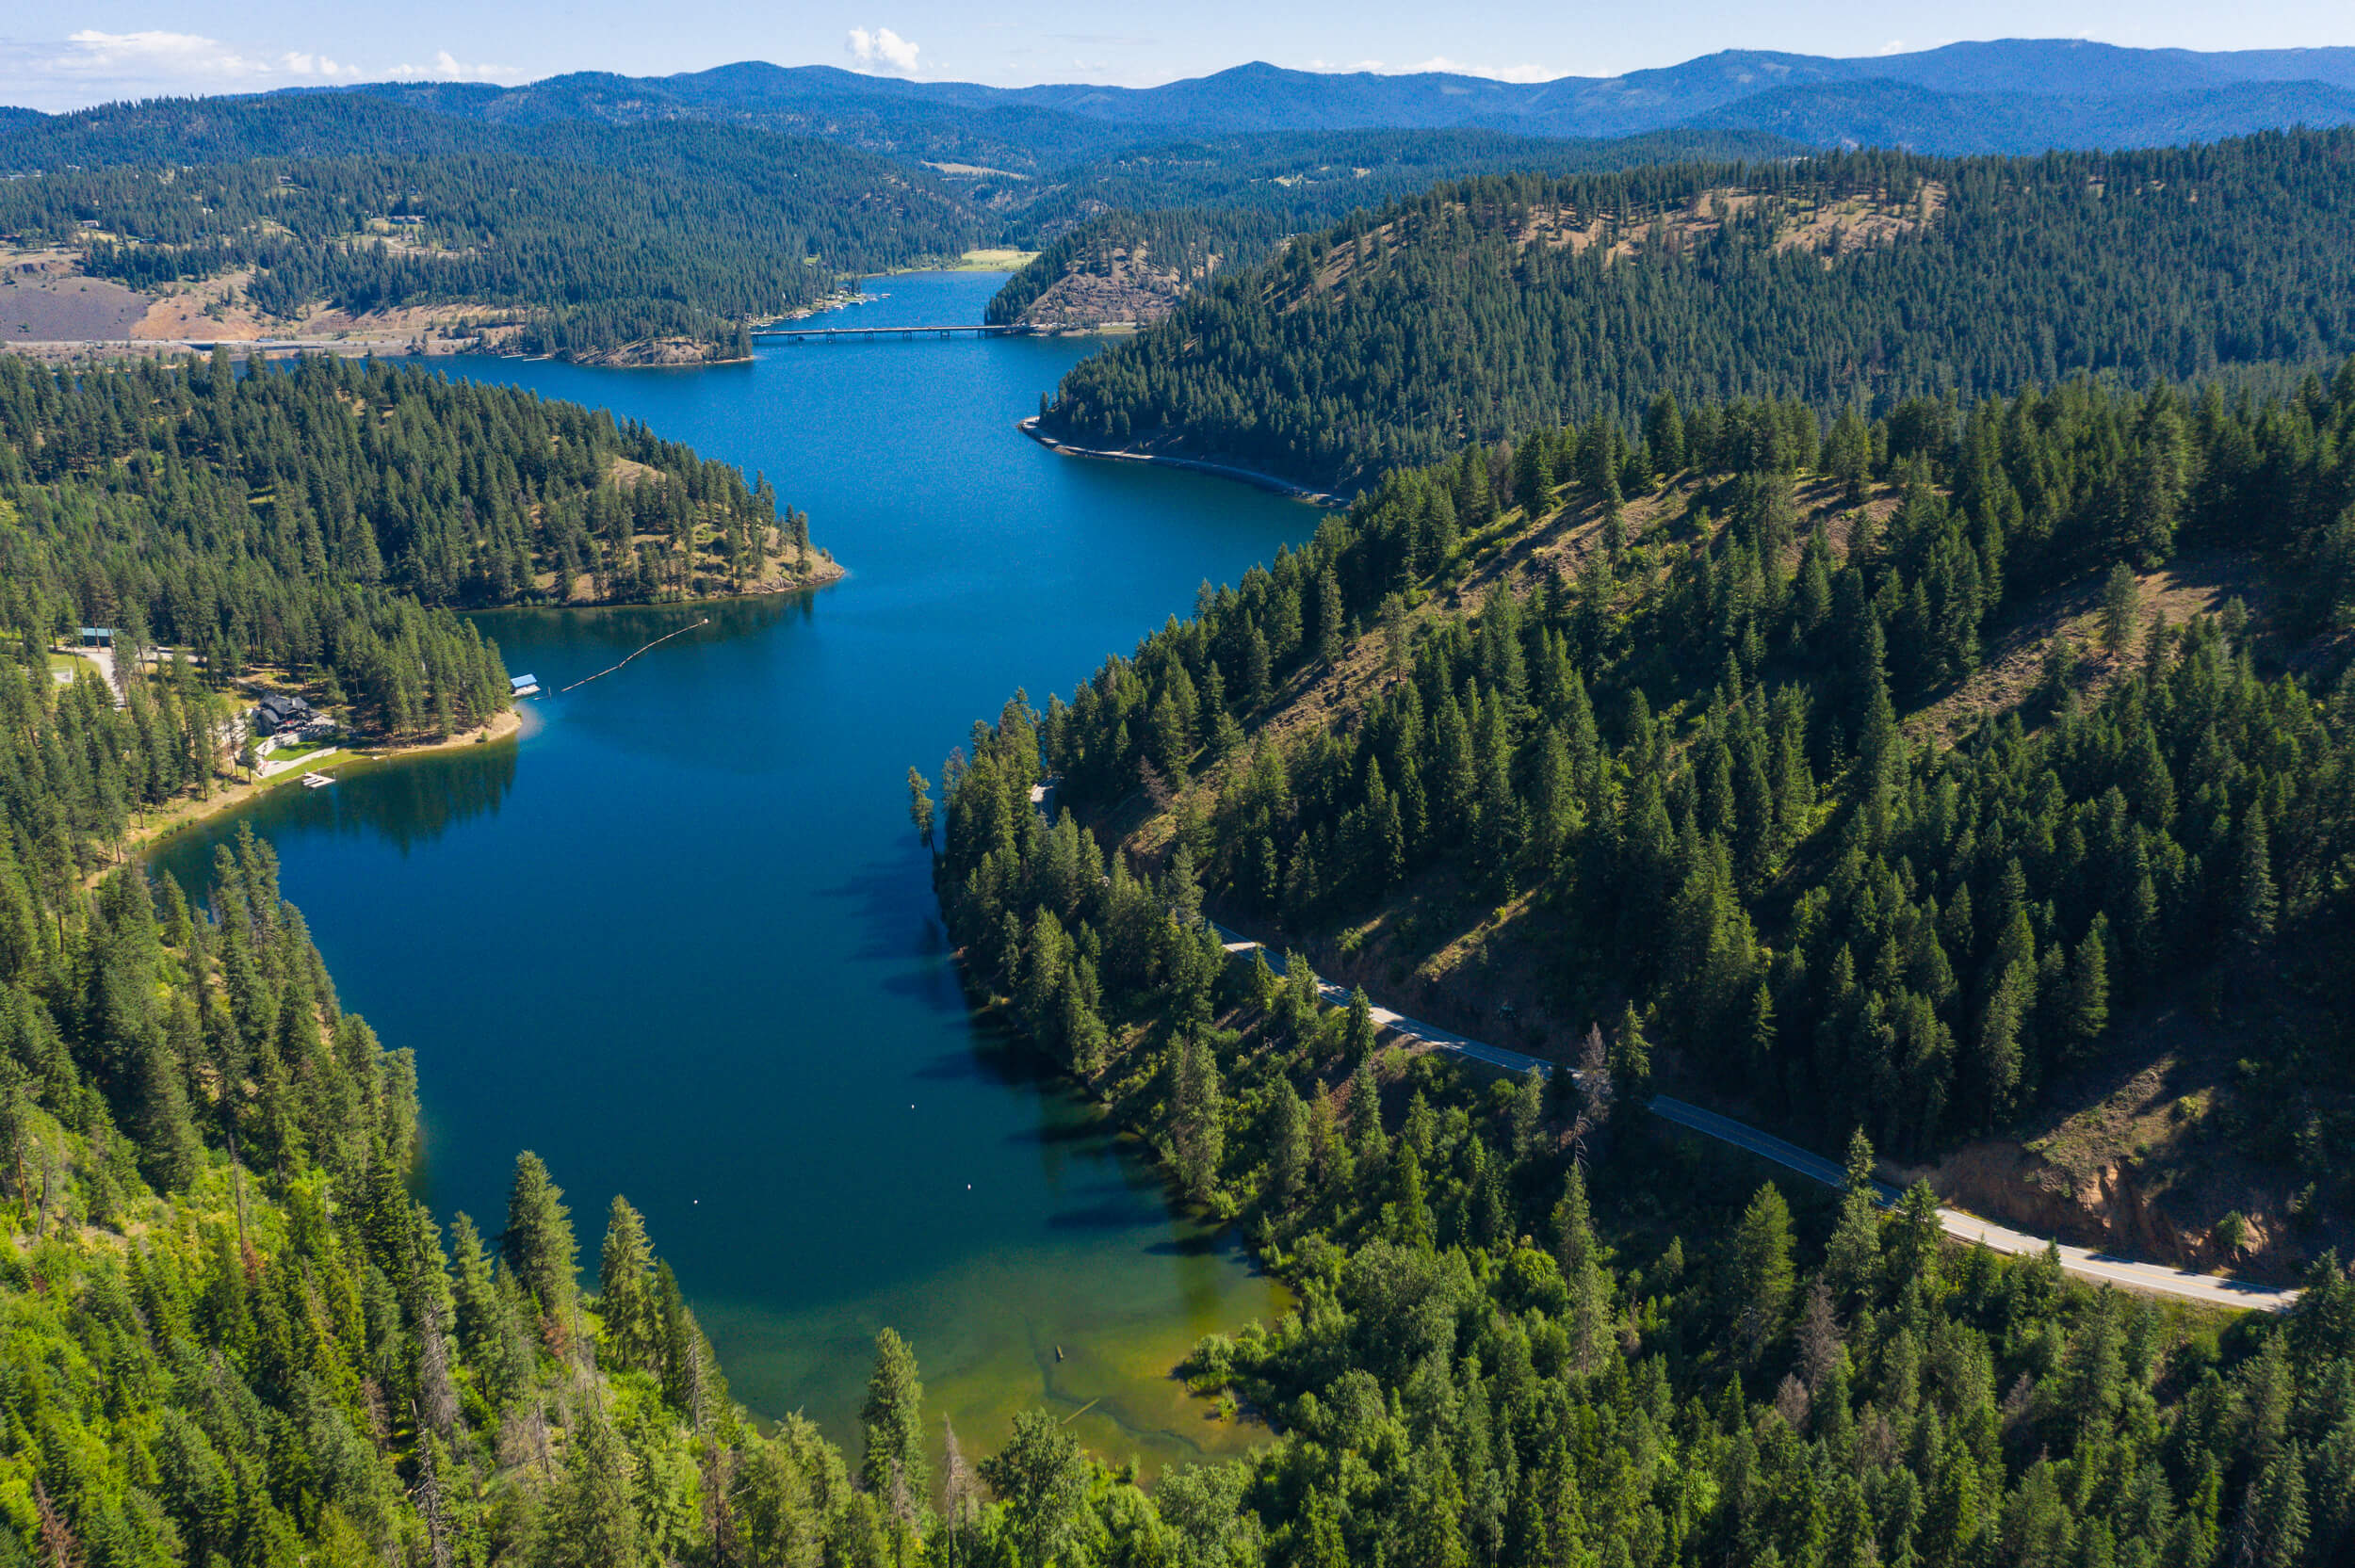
597, 1196, 658, 1373
503, 1150, 577, 1325
979, 1410, 1090, 1568
860, 1327, 928, 1503
1825, 1130, 1884, 1304
1730, 1182, 1796, 1365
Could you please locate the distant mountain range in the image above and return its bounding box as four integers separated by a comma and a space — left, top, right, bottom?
296, 39, 2355, 168
3, 39, 2351, 177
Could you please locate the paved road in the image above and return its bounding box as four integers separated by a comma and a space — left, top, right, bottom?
1213, 925, 1553, 1075
1649, 1096, 2298, 1312
1210, 922, 2300, 1313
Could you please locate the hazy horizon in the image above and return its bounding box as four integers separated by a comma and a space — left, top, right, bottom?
7, 4, 2355, 114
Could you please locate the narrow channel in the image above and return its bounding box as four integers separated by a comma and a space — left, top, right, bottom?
146, 270, 1318, 1470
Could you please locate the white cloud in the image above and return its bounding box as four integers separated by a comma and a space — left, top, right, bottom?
0, 31, 529, 108
1398, 56, 1556, 83
385, 51, 526, 82
846, 27, 922, 75
53, 29, 364, 84
1876, 40, 1911, 56
1305, 55, 1557, 83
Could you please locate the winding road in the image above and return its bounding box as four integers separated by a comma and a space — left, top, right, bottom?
1211, 924, 2300, 1314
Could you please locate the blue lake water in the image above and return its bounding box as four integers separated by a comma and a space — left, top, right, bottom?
149, 271, 1317, 1468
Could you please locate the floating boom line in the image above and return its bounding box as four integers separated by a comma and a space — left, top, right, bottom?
558, 618, 711, 692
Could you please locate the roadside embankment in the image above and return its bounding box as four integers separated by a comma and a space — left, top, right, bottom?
1207, 914, 2300, 1314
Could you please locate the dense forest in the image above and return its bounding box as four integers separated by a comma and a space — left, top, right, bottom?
6, 469, 2352, 1568
0, 351, 820, 654
974, 357, 2355, 1208
1041, 130, 2355, 489
983, 128, 1804, 325
0, 640, 952, 1564
926, 353, 2355, 1560
0, 101, 983, 359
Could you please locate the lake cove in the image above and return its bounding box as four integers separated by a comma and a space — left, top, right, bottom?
147, 271, 1315, 1473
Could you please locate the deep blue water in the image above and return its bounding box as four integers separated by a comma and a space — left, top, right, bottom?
150, 272, 1316, 1465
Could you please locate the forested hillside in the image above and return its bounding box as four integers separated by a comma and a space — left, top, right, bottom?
984, 128, 1799, 330
1042, 130, 2355, 490
0, 100, 983, 360
945, 356, 2355, 1270
0, 352, 822, 654
926, 365, 2355, 1565
0, 654, 954, 1563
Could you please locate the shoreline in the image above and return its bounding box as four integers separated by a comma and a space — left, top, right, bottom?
102, 708, 526, 874
519, 556, 847, 613
1016, 417, 1347, 508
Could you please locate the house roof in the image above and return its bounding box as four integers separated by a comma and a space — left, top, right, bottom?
510, 673, 539, 689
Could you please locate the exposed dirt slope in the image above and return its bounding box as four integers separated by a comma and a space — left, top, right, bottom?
1016, 238, 1215, 331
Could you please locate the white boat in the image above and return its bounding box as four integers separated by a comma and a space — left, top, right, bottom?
300, 772, 333, 789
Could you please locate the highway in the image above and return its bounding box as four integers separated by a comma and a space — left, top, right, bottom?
1210, 923, 2301, 1313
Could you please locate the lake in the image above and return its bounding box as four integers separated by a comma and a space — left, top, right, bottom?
149, 271, 1319, 1472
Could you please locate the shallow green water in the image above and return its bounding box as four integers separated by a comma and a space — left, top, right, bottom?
148, 272, 1315, 1471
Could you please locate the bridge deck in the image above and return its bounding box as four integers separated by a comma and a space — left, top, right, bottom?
750, 324, 1023, 339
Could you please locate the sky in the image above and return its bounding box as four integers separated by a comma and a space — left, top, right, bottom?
4, 0, 2353, 111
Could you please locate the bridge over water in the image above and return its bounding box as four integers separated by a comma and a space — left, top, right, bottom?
750, 323, 1029, 342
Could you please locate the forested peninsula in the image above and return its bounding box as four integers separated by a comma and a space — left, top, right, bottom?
926, 356, 2355, 1564
1039, 130, 2355, 491
0, 348, 828, 874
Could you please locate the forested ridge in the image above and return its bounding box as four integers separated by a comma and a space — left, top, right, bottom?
0, 102, 983, 359
1042, 130, 2355, 490
983, 128, 1803, 326
924, 369, 2355, 1567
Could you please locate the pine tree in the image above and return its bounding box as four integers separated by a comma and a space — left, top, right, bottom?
1173, 1034, 1225, 1204
503, 1151, 577, 1325
2064, 916, 2110, 1054
1825, 1130, 1884, 1304
1730, 1183, 1796, 1365
906, 768, 935, 849
1345, 986, 1377, 1064
597, 1197, 658, 1373
1269, 1083, 1309, 1207
1349, 1058, 1388, 1168
2101, 563, 2141, 654
860, 1327, 928, 1502
1610, 1003, 1653, 1107
1553, 1164, 1612, 1374
979, 1411, 1089, 1568
2233, 807, 2278, 951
